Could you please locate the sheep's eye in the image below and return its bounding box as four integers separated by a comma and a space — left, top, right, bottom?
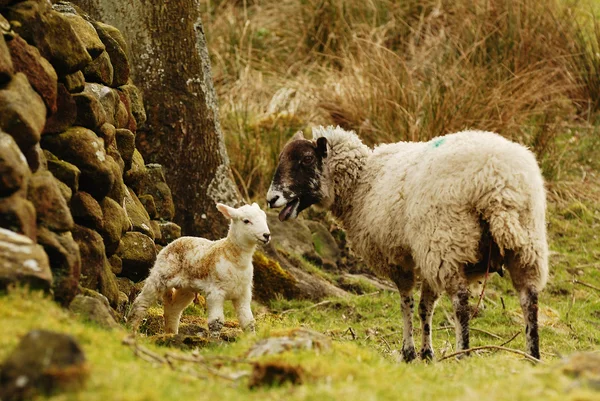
302, 155, 314, 165
243, 219, 251, 224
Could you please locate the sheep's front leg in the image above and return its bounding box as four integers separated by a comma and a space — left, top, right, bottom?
419, 281, 439, 361
233, 288, 255, 333
206, 290, 226, 337
450, 278, 471, 355
390, 267, 417, 362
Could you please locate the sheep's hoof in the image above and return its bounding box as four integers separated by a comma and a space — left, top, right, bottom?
243, 322, 256, 334
208, 319, 224, 336
420, 348, 435, 362
402, 346, 417, 363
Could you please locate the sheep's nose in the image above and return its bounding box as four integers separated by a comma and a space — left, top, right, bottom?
263, 233, 271, 241
267, 195, 279, 208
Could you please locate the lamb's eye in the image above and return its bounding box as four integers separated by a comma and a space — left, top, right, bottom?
243, 219, 251, 224
302, 155, 314, 165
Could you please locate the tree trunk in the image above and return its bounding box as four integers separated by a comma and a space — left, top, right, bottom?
70, 0, 241, 239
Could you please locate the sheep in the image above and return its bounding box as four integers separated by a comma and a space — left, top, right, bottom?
127, 202, 271, 335
266, 126, 548, 361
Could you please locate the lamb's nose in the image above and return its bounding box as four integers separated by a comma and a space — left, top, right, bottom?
263, 233, 271, 241
267, 195, 279, 208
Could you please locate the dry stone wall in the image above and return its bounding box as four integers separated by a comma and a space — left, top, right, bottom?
0, 0, 180, 312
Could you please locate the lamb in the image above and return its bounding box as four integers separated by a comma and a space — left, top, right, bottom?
127, 202, 271, 335
266, 126, 548, 361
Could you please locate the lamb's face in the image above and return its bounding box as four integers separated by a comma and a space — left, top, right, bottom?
217, 203, 271, 245
266, 133, 328, 221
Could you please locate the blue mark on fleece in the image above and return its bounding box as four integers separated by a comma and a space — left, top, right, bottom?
431, 138, 446, 148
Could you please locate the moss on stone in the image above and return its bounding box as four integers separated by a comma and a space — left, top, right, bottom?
252, 251, 299, 304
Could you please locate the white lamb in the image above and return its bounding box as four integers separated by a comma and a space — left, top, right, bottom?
127, 202, 271, 335
266, 126, 548, 361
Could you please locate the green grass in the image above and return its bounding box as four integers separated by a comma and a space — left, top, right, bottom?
1, 203, 599, 400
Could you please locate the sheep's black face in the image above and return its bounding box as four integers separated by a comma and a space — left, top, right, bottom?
267, 134, 328, 222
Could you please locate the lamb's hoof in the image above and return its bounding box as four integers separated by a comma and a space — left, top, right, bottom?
402, 346, 417, 363
208, 319, 224, 337
243, 322, 256, 334
420, 348, 435, 362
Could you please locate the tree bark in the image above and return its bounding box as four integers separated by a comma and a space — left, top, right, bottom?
70, 0, 241, 239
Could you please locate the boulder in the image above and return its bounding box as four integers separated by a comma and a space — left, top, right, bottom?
97, 122, 116, 146
106, 141, 125, 175
0, 131, 30, 197
6, 1, 92, 74
115, 128, 135, 168
115, 98, 129, 129
41, 127, 114, 200
142, 164, 175, 220
108, 254, 122, 275
53, 178, 72, 203
83, 51, 113, 86
0, 31, 13, 84
69, 295, 119, 329
118, 83, 146, 127
71, 224, 105, 291
70, 191, 104, 232
124, 186, 154, 239
72, 85, 107, 129
0, 193, 36, 240
60, 70, 84, 93
124, 149, 146, 191
36, 227, 80, 306
6, 35, 58, 113
115, 89, 136, 132
157, 222, 182, 246
266, 212, 315, 258
0, 330, 88, 400
45, 151, 80, 192
105, 155, 126, 204
0, 72, 46, 151
27, 170, 74, 232
43, 83, 77, 134
99, 257, 120, 307
98, 196, 129, 255
116, 231, 156, 282
0, 227, 52, 291
93, 22, 129, 87
56, 11, 105, 59
149, 220, 161, 243
306, 220, 340, 268
139, 194, 157, 219
23, 143, 47, 173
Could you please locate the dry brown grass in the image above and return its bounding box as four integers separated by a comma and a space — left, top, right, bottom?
201, 0, 600, 201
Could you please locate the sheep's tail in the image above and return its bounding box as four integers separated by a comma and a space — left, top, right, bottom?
127, 269, 164, 333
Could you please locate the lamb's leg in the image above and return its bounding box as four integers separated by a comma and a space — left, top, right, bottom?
205, 290, 226, 337
390, 267, 417, 362
127, 276, 163, 333
163, 288, 196, 334
449, 278, 471, 355
419, 281, 439, 361
233, 288, 255, 333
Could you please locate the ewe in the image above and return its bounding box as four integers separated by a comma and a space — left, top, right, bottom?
128, 203, 270, 335
267, 126, 548, 361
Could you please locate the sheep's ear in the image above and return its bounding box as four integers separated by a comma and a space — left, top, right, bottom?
316, 137, 328, 158
288, 130, 305, 143
216, 203, 235, 219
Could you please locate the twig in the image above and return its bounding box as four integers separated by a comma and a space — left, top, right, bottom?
280, 300, 332, 315
343, 327, 357, 340
572, 279, 600, 292
499, 331, 520, 347
378, 335, 391, 351
500, 297, 506, 310
471, 241, 493, 319
434, 325, 504, 340
356, 291, 380, 298
438, 345, 543, 364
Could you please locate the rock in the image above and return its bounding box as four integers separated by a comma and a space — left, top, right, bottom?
0, 330, 88, 400
115, 276, 135, 300
57, 11, 105, 59
115, 128, 135, 168
37, 227, 80, 306
106, 155, 126, 204
0, 228, 52, 291
306, 220, 340, 268
69, 295, 119, 329
118, 84, 146, 127
248, 362, 304, 389
151, 334, 210, 350
97, 123, 116, 146
71, 224, 105, 291
124, 149, 146, 191
115, 89, 136, 132
138, 195, 157, 219
115, 98, 129, 129
252, 251, 298, 303
45, 151, 80, 192
53, 178, 72, 203
124, 186, 154, 239
0, 72, 46, 151
6, 35, 58, 113
0, 32, 13, 84
149, 220, 161, 243
99, 196, 129, 254
116, 291, 128, 316
83, 51, 113, 86
23, 143, 47, 173
43, 83, 77, 134
247, 328, 330, 358
142, 164, 175, 220
6, 2, 92, 74
106, 142, 124, 175
267, 212, 315, 258
60, 70, 84, 93
70, 191, 104, 232
157, 222, 182, 246
27, 170, 74, 231
108, 254, 122, 275
0, 193, 36, 240
72, 85, 107, 129
116, 231, 157, 282
0, 131, 30, 196
93, 22, 129, 87
41, 127, 114, 200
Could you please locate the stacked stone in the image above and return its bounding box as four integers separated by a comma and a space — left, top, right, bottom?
0, 1, 181, 313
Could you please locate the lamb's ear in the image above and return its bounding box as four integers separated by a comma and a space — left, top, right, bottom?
216, 203, 235, 219
315, 137, 328, 158
251, 202, 260, 210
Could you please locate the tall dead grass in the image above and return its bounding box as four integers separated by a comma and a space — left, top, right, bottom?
201, 0, 600, 201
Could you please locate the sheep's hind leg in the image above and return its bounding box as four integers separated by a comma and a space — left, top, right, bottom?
206, 291, 226, 337
419, 281, 439, 361
163, 288, 196, 334
449, 277, 471, 356
390, 267, 417, 362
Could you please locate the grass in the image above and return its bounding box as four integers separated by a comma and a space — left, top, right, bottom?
1, 202, 599, 400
